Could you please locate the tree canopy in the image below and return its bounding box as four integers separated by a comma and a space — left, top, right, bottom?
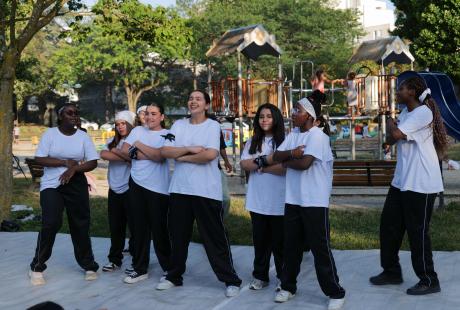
180, 0, 363, 82
50, 0, 192, 112
392, 0, 460, 81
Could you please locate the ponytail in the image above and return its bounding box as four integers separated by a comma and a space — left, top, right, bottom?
424, 95, 448, 157
401, 77, 449, 158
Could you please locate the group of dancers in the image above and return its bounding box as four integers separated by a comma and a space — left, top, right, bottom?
28, 76, 447, 310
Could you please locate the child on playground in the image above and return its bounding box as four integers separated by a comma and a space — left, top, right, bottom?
382, 143, 392, 160
311, 69, 337, 104
338, 71, 360, 117
240, 103, 286, 291
271, 97, 346, 310
100, 111, 136, 272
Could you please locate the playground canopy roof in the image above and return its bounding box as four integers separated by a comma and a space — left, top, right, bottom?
206, 24, 282, 60
349, 36, 415, 66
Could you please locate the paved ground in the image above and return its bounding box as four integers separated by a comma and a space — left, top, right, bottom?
1, 232, 459, 310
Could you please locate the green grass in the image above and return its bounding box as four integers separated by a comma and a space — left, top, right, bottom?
447, 143, 460, 161
11, 178, 460, 250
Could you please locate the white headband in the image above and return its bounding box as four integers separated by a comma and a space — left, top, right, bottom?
298, 98, 316, 120
136, 105, 147, 114
115, 110, 136, 126
419, 88, 431, 103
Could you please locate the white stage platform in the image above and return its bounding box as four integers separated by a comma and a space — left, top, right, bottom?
1, 232, 459, 310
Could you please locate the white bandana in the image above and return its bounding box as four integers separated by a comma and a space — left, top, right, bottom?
115, 110, 136, 126
136, 105, 147, 115
419, 88, 431, 103
298, 98, 316, 120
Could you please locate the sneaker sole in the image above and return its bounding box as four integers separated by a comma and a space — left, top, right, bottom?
124, 274, 148, 284
29, 271, 45, 286
85, 273, 98, 281
370, 279, 403, 285
406, 286, 441, 295
274, 294, 294, 303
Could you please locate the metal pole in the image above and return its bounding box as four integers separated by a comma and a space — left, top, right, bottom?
380, 114, 386, 159
278, 56, 283, 111
390, 77, 396, 119
207, 61, 213, 113
237, 52, 244, 179
350, 119, 356, 160
300, 61, 303, 100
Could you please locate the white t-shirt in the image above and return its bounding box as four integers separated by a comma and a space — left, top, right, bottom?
124, 126, 170, 195
278, 126, 333, 208
35, 128, 99, 191
391, 105, 443, 194
165, 118, 222, 201
241, 137, 286, 216
104, 137, 130, 194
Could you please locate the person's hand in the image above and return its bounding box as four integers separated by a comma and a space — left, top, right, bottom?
291, 145, 305, 159
187, 146, 205, 154
224, 160, 233, 173
64, 159, 78, 168
59, 167, 76, 185
176, 156, 187, 162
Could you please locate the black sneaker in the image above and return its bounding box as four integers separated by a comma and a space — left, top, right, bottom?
123, 271, 148, 284
102, 262, 120, 272
406, 282, 441, 295
122, 248, 131, 256
369, 272, 403, 285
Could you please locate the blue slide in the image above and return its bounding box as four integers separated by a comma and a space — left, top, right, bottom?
397, 71, 460, 140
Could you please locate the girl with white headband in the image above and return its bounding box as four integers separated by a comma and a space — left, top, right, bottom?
271, 97, 346, 310
370, 76, 448, 296
100, 110, 136, 272
121, 103, 172, 284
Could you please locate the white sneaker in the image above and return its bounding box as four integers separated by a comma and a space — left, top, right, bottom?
274, 289, 294, 303
156, 278, 176, 290
123, 272, 148, 284
29, 270, 45, 286
249, 278, 269, 290
85, 271, 98, 281
328, 297, 345, 310
225, 285, 240, 297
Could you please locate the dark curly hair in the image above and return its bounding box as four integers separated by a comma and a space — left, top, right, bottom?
401, 76, 448, 157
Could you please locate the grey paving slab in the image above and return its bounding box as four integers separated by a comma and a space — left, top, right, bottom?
1, 232, 459, 310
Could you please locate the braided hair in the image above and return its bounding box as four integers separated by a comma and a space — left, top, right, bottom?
401, 77, 448, 157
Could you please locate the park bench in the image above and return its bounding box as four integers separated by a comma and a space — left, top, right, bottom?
25, 158, 44, 184
332, 138, 380, 158
333, 160, 396, 186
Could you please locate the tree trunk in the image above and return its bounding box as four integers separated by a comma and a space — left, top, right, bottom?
125, 86, 137, 113
0, 51, 18, 222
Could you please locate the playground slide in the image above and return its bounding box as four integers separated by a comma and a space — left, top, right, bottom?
397, 71, 460, 140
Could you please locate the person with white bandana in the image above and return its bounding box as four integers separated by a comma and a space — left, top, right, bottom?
270, 97, 346, 310
370, 76, 448, 296
100, 110, 136, 272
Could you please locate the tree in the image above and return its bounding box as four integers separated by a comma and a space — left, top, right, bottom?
0, 0, 84, 222
51, 0, 192, 112
181, 0, 362, 82
392, 0, 460, 81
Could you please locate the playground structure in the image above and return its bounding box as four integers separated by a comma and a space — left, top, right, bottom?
206, 26, 460, 176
